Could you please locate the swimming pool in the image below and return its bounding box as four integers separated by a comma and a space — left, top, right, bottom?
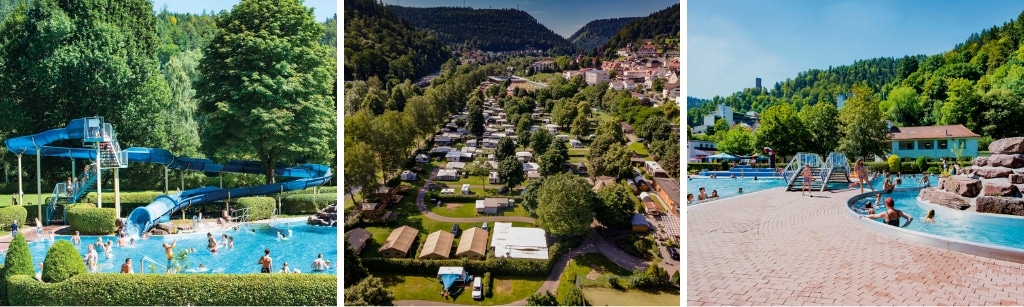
686, 177, 787, 204
850, 188, 1024, 250
0, 218, 337, 275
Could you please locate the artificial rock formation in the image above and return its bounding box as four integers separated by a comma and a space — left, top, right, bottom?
988, 137, 1024, 154
920, 137, 1024, 216
307, 203, 338, 227
976, 196, 1024, 216
919, 188, 971, 210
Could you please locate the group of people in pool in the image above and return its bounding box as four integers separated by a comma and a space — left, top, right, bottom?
687, 186, 721, 204
859, 193, 936, 228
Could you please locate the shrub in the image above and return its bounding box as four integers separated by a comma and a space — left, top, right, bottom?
865, 162, 889, 173
979, 135, 994, 151
887, 155, 901, 173
915, 157, 928, 173
281, 194, 336, 215
926, 167, 939, 174
559, 286, 586, 306
483, 271, 493, 298
608, 275, 621, 289
66, 203, 117, 235
0, 205, 28, 232
2, 233, 33, 305
671, 270, 680, 287
93, 191, 164, 204
899, 162, 919, 174
41, 240, 86, 283
685, 163, 726, 172
232, 197, 276, 220
7, 273, 336, 306
21, 204, 42, 224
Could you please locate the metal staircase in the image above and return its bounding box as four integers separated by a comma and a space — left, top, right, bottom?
45, 164, 98, 225
783, 152, 853, 192
821, 153, 852, 191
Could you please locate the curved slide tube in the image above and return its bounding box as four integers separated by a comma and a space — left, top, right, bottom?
5, 118, 333, 237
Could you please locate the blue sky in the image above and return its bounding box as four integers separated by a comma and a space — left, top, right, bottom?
688, 0, 1024, 99
156, 0, 337, 22
377, 0, 679, 38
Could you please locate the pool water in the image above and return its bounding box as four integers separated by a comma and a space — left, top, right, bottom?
851, 188, 1024, 250
0, 218, 337, 275
686, 177, 787, 204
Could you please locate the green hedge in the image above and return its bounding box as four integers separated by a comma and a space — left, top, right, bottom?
7, 273, 337, 306
233, 197, 277, 221
0, 206, 28, 231
362, 256, 550, 277
23, 204, 42, 225
281, 194, 336, 215
686, 163, 728, 172
483, 271, 493, 298
281, 186, 337, 196
1, 234, 32, 305
66, 204, 117, 235
41, 241, 85, 283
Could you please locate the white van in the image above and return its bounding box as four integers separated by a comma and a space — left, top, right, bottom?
472, 277, 483, 300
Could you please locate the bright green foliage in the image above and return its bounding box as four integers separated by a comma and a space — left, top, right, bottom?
756, 103, 809, 158
980, 88, 1024, 139
916, 156, 929, 174
498, 156, 525, 189
4, 233, 34, 277
467, 103, 486, 137
595, 184, 638, 229
495, 137, 518, 163
536, 173, 596, 238
937, 78, 981, 131
344, 247, 368, 288
887, 155, 902, 173
520, 178, 544, 216
159, 44, 204, 160
798, 102, 841, 157
881, 86, 923, 127
559, 286, 586, 306
232, 197, 276, 221
590, 143, 633, 179
41, 241, 86, 283
526, 291, 559, 306
343, 0, 449, 82
838, 85, 891, 159
531, 129, 554, 156
361, 111, 416, 185
712, 118, 730, 141
0, 206, 27, 232
636, 115, 672, 144
66, 204, 117, 235
280, 193, 335, 214
601, 4, 680, 57
717, 125, 756, 156
8, 274, 336, 305
539, 150, 568, 177
196, 0, 336, 184
344, 141, 378, 202
344, 276, 395, 306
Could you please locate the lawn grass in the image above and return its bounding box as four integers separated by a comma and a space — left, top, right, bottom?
430, 202, 478, 218
0, 192, 50, 207
528, 73, 561, 84
581, 287, 680, 306
565, 253, 632, 287
376, 273, 545, 305
628, 142, 649, 156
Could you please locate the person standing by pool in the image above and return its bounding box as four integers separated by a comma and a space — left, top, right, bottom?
163, 239, 177, 273
920, 175, 930, 188
801, 164, 813, 197
207, 232, 218, 253
258, 249, 273, 273
311, 253, 329, 272
34, 217, 42, 242
10, 219, 17, 237
854, 158, 874, 194
860, 197, 913, 227
84, 245, 98, 272
698, 187, 708, 201
121, 258, 134, 274
71, 231, 80, 245
883, 175, 896, 193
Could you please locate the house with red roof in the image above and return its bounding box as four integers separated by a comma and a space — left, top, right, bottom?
888, 124, 979, 159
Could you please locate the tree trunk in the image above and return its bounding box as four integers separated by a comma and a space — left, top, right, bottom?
262, 159, 276, 184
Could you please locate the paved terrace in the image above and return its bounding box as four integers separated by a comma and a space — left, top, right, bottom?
688, 187, 1024, 306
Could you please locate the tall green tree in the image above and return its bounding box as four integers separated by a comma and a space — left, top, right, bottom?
495, 137, 517, 162
716, 125, 756, 155
498, 156, 524, 189
755, 103, 809, 158
837, 85, 891, 159
344, 141, 378, 203
712, 118, 730, 141
938, 78, 982, 131
880, 86, 922, 127
160, 49, 203, 158
536, 173, 596, 238
530, 129, 554, 156
595, 184, 637, 229
343, 243, 368, 287
636, 115, 672, 144
196, 0, 336, 183
466, 103, 485, 137
526, 291, 559, 306
798, 102, 841, 157
344, 276, 395, 306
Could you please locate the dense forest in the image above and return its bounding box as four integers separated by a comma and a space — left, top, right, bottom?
602, 4, 680, 57
568, 17, 638, 52
0, 0, 336, 190
344, 0, 450, 85
387, 5, 576, 54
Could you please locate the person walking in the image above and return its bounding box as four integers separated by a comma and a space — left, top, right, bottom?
801, 164, 814, 197
854, 158, 874, 194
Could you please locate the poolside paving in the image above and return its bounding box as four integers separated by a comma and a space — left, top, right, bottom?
688, 187, 1024, 306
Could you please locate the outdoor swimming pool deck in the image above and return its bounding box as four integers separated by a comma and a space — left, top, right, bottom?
688, 187, 1024, 306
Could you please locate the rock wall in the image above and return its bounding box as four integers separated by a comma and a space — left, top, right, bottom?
307, 204, 338, 227
920, 137, 1024, 216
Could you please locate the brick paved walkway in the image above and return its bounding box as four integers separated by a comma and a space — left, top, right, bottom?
688, 188, 1024, 306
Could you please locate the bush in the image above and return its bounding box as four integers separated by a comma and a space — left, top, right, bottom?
281, 194, 336, 215
915, 157, 929, 173
559, 286, 585, 306
41, 241, 86, 283
66, 203, 117, 235
2, 233, 33, 305
232, 197, 276, 220
7, 273, 336, 306
926, 167, 940, 174
91, 191, 164, 204
484, 271, 493, 298
979, 135, 994, 150
608, 275, 621, 289
899, 162, 919, 174
21, 204, 42, 224
0, 205, 28, 232
887, 155, 901, 173
685, 163, 726, 172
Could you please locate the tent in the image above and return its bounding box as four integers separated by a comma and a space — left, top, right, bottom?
437, 267, 468, 290
707, 153, 739, 161
688, 148, 711, 160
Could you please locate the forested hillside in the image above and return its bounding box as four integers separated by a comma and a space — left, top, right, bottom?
387, 5, 575, 54
602, 4, 680, 57
568, 17, 638, 51
344, 0, 450, 84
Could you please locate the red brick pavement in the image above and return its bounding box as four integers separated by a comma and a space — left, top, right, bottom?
688, 188, 1024, 306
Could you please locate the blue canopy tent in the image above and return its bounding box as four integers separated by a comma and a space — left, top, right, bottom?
437, 267, 468, 291
707, 153, 739, 161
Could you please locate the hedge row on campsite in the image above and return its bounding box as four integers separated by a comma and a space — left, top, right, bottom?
7, 273, 336, 306
362, 241, 573, 278
428, 193, 524, 203
66, 204, 117, 235
281, 194, 336, 215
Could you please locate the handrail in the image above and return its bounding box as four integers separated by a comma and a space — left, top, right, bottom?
782, 152, 825, 184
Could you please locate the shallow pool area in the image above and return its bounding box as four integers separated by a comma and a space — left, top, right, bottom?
0, 218, 337, 275
850, 188, 1024, 250
686, 177, 787, 204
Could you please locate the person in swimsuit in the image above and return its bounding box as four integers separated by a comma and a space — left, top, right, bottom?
863, 202, 875, 215
687, 193, 694, 204
34, 218, 42, 241
854, 159, 874, 194
258, 249, 273, 273
207, 232, 218, 253
861, 197, 913, 227
801, 164, 814, 197
697, 187, 708, 201
709, 190, 719, 198
71, 231, 81, 245
883, 175, 896, 193
163, 239, 177, 273
84, 245, 98, 273
121, 258, 134, 274
919, 175, 930, 188
311, 253, 329, 272
924, 209, 935, 223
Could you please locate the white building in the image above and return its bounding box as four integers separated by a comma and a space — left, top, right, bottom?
490, 222, 548, 260
584, 69, 609, 85
609, 79, 636, 91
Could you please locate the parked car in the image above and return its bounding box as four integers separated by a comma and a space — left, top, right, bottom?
472, 277, 483, 300
451, 224, 461, 236
498, 186, 509, 194
667, 247, 679, 261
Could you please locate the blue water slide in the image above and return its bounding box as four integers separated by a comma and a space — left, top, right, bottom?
4, 118, 333, 237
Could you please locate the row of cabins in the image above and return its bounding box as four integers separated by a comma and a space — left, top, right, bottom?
349, 222, 547, 261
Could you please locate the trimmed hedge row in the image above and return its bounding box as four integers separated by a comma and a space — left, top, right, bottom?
427, 193, 525, 204
7, 273, 337, 306
282, 186, 337, 196
23, 204, 42, 225
362, 256, 550, 277
66, 204, 117, 235
483, 271, 493, 298
232, 197, 277, 221
0, 206, 27, 231
281, 194, 336, 215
